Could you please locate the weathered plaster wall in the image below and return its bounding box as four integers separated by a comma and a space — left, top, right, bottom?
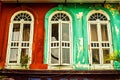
0, 3, 56, 69
0, 1, 4, 68
45, 3, 120, 70
0, 3, 120, 70
103, 4, 120, 70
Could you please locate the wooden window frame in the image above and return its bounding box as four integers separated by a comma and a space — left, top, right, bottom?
87, 11, 113, 69
6, 11, 34, 69
48, 11, 73, 69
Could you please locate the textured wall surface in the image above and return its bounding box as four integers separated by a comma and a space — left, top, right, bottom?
44, 3, 120, 70
0, 3, 120, 70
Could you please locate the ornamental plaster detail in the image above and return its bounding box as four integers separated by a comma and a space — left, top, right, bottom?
76, 12, 83, 19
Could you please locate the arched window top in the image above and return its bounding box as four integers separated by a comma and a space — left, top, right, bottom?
88, 13, 108, 21
50, 11, 70, 21
6, 11, 34, 68
87, 11, 110, 21
13, 13, 32, 21
11, 11, 34, 22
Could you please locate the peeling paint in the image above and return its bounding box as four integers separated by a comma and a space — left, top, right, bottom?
115, 25, 119, 35
77, 38, 83, 59
76, 61, 81, 67
82, 58, 85, 63
76, 12, 83, 19
44, 4, 120, 70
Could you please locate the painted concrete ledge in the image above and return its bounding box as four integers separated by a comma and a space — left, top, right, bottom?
0, 69, 120, 75
0, 69, 120, 79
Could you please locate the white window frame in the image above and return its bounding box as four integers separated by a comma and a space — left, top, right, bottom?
48, 11, 72, 68
87, 11, 113, 69
6, 11, 34, 68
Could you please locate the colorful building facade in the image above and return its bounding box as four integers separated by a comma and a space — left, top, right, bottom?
0, 0, 120, 79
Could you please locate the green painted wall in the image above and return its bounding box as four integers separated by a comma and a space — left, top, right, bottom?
44, 3, 120, 70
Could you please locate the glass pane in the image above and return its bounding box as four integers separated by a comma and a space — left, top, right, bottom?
90, 24, 98, 41
20, 48, 29, 63
89, 13, 107, 21
51, 48, 59, 64
103, 49, 110, 64
61, 13, 70, 21
62, 23, 69, 41
101, 24, 108, 41
12, 23, 20, 41
22, 24, 30, 41
62, 48, 70, 64
9, 48, 18, 63
51, 24, 59, 41
92, 49, 100, 64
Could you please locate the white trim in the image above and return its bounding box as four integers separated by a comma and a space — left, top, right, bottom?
6, 11, 34, 69
48, 11, 73, 69
87, 11, 113, 69
11, 11, 34, 22
49, 11, 72, 22
87, 10, 110, 21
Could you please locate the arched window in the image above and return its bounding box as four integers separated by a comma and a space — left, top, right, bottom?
88, 13, 108, 21
6, 11, 34, 68
87, 11, 113, 69
49, 11, 72, 66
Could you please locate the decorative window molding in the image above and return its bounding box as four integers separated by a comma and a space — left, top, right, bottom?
87, 10, 110, 21
76, 12, 83, 19
13, 13, 32, 21
6, 11, 34, 69
88, 13, 107, 21
48, 11, 72, 69
87, 11, 113, 69
51, 12, 70, 21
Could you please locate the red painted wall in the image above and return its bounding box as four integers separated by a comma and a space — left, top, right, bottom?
0, 3, 57, 69
0, 1, 3, 68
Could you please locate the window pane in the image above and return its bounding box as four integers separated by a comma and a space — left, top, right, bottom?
51, 13, 70, 21
62, 23, 69, 41
12, 23, 20, 41
51, 24, 59, 41
103, 49, 110, 64
20, 48, 29, 63
101, 24, 108, 41
62, 48, 70, 64
9, 48, 18, 63
51, 48, 59, 64
88, 13, 107, 21
92, 49, 100, 64
22, 24, 30, 41
90, 24, 98, 41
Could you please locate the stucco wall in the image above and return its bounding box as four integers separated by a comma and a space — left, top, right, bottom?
0, 3, 120, 70
0, 3, 57, 69
44, 3, 120, 70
